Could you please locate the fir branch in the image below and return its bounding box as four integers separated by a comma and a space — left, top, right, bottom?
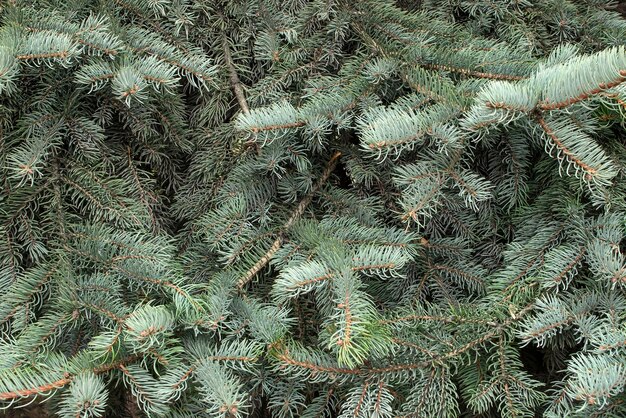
0, 376, 72, 401
538, 70, 626, 110
535, 115, 600, 181
421, 63, 527, 81
0, 355, 142, 403
391, 338, 438, 358
285, 273, 334, 292
382, 314, 497, 327
274, 351, 361, 376
92, 355, 142, 374
16, 51, 70, 61
250, 121, 307, 133
236, 151, 341, 290
2, 2, 626, 416
500, 223, 565, 299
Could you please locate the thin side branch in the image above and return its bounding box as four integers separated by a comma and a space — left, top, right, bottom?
421, 63, 527, 81
0, 355, 142, 402
0, 377, 72, 401
236, 151, 342, 290
538, 71, 626, 110
534, 114, 598, 179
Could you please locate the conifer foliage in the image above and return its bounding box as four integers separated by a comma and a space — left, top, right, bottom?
1, 0, 626, 417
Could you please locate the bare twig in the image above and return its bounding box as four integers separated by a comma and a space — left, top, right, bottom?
223, 38, 249, 114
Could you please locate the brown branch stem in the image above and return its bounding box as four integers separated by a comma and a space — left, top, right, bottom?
223, 38, 249, 115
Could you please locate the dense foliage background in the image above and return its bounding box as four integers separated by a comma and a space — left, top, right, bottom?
1, 0, 626, 417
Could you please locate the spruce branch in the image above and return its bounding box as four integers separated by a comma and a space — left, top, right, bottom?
0, 376, 72, 402
538, 70, 626, 110
273, 303, 537, 379
421, 63, 527, 81
0, 355, 142, 403
3, 1, 626, 416
534, 117, 588, 178
236, 151, 342, 291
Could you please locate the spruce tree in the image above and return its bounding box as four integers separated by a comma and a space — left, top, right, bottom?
1, 0, 626, 417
